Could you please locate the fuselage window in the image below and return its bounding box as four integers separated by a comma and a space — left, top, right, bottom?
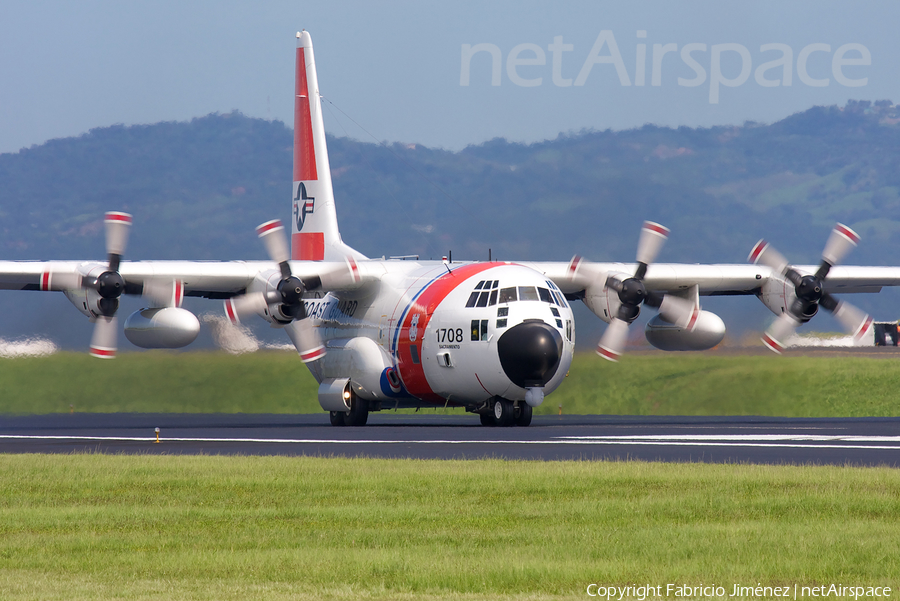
538, 287, 553, 304
497, 307, 509, 317
471, 319, 480, 341
499, 287, 517, 303
497, 318, 507, 328
556, 319, 563, 329
518, 286, 538, 301
551, 307, 560, 317
481, 319, 488, 341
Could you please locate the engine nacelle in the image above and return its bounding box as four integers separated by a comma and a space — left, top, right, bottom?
124, 308, 200, 349
582, 280, 619, 324
645, 311, 726, 351
757, 275, 818, 322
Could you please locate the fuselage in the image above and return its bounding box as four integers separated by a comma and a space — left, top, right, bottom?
302, 260, 575, 410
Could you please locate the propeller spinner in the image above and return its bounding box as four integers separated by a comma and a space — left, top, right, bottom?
748, 223, 873, 353
224, 220, 326, 363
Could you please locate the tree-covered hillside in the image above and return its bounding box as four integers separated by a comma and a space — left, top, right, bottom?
2, 101, 900, 348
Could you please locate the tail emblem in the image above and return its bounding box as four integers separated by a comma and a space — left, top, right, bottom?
293, 182, 316, 231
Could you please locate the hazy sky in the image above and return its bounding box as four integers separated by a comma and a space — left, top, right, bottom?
2, 0, 899, 154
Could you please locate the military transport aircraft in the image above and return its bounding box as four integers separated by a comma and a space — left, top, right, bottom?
1, 30, 899, 427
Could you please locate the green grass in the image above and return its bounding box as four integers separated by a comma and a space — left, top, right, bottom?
2, 351, 900, 417
0, 454, 898, 600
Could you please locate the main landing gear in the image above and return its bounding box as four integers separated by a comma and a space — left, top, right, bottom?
329, 395, 369, 427
479, 398, 532, 427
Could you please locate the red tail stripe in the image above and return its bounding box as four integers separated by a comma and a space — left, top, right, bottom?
293, 47, 318, 182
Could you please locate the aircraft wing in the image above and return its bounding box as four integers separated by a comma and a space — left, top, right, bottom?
0, 259, 377, 298
522, 261, 900, 296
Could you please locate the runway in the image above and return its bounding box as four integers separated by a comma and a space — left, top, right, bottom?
2, 413, 900, 466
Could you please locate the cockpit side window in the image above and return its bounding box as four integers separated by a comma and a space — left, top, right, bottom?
538, 287, 553, 304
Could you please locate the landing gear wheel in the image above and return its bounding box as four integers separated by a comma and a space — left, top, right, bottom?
493, 398, 515, 427
479, 413, 496, 427
329, 411, 346, 427
346, 397, 369, 427
515, 403, 533, 427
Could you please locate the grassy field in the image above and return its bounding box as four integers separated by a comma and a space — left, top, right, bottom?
1, 350, 900, 417
0, 454, 898, 601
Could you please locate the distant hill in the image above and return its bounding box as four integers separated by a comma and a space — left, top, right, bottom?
2, 101, 900, 349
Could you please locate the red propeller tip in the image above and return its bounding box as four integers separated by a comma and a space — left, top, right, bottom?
761, 333, 784, 354
256, 220, 284, 236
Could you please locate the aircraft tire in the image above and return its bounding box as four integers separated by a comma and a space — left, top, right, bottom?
479, 413, 496, 427
346, 397, 369, 427
493, 398, 515, 427
515, 403, 533, 427
329, 411, 346, 427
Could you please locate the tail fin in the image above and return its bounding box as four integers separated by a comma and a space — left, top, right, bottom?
292, 30, 365, 261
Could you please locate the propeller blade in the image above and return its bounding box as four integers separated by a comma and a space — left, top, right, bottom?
656, 294, 700, 330
635, 221, 669, 268
315, 256, 363, 290
748, 239, 789, 274
104, 212, 132, 259
256, 220, 291, 268
596, 318, 630, 362
821, 223, 860, 269
224, 292, 269, 325
285, 318, 326, 363
761, 313, 800, 354
831, 300, 873, 341
143, 279, 184, 308
89, 315, 118, 359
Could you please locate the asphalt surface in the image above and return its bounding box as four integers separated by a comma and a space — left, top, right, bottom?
2, 412, 900, 466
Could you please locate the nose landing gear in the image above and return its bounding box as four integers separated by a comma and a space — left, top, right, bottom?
479, 398, 533, 427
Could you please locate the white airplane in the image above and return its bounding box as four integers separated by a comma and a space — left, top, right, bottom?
2, 30, 899, 427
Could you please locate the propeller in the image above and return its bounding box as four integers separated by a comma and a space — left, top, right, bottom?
569, 221, 699, 362
85, 212, 132, 358
224, 220, 326, 363
748, 223, 873, 353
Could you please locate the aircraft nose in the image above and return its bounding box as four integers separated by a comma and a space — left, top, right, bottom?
497, 319, 563, 388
